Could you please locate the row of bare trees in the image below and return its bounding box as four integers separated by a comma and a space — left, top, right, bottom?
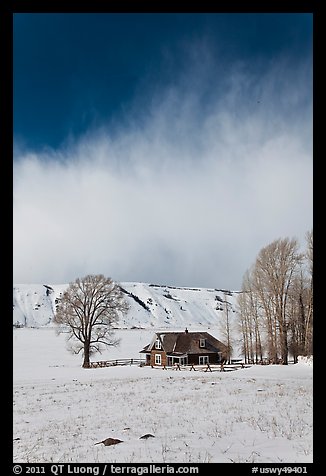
237, 231, 313, 364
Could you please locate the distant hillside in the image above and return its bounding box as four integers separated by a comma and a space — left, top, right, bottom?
13, 282, 240, 330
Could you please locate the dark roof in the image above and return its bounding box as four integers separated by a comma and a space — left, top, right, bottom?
140, 343, 150, 353
140, 331, 227, 356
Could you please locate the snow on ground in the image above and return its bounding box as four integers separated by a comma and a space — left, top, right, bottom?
13, 328, 313, 463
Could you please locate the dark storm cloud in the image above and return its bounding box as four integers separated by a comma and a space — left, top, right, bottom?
13, 34, 312, 289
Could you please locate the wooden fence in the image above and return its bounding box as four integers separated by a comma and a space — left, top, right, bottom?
88, 359, 250, 372
88, 358, 146, 368
150, 362, 250, 372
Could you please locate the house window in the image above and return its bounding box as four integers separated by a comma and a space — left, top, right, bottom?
199, 338, 206, 348
155, 339, 161, 349
199, 356, 209, 365
155, 354, 162, 365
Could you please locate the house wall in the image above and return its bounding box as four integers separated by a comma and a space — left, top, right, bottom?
150, 350, 167, 367
148, 352, 222, 366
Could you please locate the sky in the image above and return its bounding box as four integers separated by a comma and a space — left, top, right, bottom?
13, 13, 313, 290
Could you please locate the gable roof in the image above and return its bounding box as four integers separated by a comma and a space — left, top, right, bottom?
140, 331, 227, 356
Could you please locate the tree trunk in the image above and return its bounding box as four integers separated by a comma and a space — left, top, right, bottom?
280, 323, 289, 364
83, 341, 90, 368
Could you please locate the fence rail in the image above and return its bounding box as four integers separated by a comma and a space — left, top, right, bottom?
88, 359, 251, 371
88, 358, 146, 368
156, 362, 250, 372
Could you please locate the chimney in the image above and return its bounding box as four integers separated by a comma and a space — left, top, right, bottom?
185, 328, 188, 333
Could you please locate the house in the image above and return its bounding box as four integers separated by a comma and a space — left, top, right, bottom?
140, 328, 228, 367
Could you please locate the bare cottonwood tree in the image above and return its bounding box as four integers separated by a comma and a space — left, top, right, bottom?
237, 288, 251, 364
251, 262, 279, 362
238, 234, 313, 364
237, 296, 254, 363
218, 292, 234, 363
289, 270, 312, 362
54, 274, 129, 367
304, 229, 313, 355
254, 238, 303, 364
237, 269, 263, 364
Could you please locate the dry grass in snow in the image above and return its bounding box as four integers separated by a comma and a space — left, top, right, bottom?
13, 329, 313, 463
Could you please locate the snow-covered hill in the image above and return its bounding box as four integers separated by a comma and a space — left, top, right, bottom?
13, 282, 240, 330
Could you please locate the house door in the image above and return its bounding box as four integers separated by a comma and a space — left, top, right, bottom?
199, 356, 209, 365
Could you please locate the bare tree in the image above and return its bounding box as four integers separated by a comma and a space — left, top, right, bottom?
54, 274, 129, 367
218, 292, 234, 364
306, 229, 313, 274
252, 262, 278, 363
237, 288, 251, 364
304, 229, 313, 355
237, 269, 263, 364
238, 233, 312, 364
287, 271, 309, 362
253, 238, 303, 364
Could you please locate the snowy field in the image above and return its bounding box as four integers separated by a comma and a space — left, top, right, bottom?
13, 328, 313, 463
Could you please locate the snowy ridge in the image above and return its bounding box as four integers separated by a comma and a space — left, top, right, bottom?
13, 282, 240, 329
13, 284, 67, 328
